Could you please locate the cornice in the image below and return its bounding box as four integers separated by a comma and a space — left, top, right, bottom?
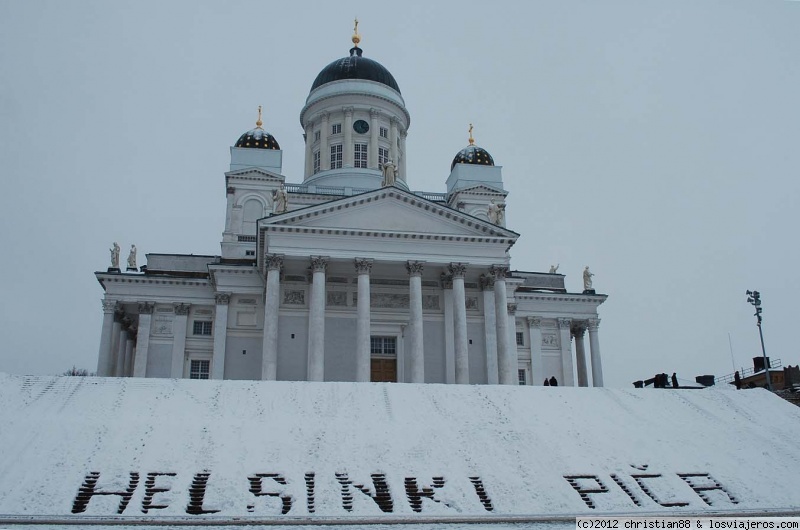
97, 275, 210, 288
261, 225, 513, 245
515, 292, 608, 305
300, 89, 411, 126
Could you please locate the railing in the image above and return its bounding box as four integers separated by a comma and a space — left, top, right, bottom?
413, 191, 447, 202
716, 358, 782, 385
283, 183, 448, 202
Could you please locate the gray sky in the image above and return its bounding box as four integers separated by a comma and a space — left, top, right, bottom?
1, 0, 798, 387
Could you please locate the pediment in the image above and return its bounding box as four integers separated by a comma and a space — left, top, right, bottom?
451, 184, 507, 196
225, 167, 284, 182
262, 188, 517, 239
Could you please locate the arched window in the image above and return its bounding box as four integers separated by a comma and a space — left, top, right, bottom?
242, 198, 263, 235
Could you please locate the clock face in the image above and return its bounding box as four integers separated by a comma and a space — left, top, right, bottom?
353, 119, 369, 134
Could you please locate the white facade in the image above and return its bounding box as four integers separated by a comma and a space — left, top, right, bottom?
95, 38, 606, 387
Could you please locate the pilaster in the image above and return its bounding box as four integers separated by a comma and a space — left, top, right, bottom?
170, 304, 190, 378
527, 316, 543, 386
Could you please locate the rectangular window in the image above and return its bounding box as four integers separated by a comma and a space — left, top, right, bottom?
190, 360, 210, 380
518, 369, 527, 386
313, 130, 320, 142
370, 336, 397, 356
330, 144, 343, 169
380, 126, 388, 138
378, 147, 389, 167
354, 143, 368, 168
331, 123, 342, 135
516, 331, 524, 346
193, 321, 212, 336
313, 150, 320, 174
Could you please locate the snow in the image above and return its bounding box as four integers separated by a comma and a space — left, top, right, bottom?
0, 373, 799, 524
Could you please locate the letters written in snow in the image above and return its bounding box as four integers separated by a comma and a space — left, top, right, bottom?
70, 469, 739, 516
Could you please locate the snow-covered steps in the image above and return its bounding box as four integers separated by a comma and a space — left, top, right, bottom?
0, 373, 799, 523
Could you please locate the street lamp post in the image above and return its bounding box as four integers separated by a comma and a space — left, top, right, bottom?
746, 290, 772, 391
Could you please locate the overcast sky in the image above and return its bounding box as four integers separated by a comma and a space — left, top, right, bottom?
1, 1, 798, 387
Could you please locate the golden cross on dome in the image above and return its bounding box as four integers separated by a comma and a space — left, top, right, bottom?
256, 105, 263, 128
352, 17, 361, 47
468, 123, 475, 145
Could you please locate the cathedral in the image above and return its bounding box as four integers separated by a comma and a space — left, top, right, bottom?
95, 26, 607, 387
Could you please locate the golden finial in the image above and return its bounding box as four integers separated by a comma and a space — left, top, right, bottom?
468, 123, 475, 145
352, 17, 361, 47
256, 105, 263, 128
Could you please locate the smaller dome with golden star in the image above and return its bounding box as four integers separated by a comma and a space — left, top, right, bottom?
235, 106, 280, 150
451, 124, 495, 170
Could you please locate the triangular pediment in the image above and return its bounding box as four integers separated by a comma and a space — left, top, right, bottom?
451, 184, 508, 196
225, 167, 284, 181
262, 187, 518, 239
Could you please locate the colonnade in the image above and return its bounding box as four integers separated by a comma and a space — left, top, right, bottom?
260, 256, 521, 385
97, 260, 604, 387
526, 317, 604, 387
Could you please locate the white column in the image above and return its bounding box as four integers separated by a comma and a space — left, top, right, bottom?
481, 276, 498, 384
450, 263, 469, 384
304, 122, 313, 178
558, 318, 575, 386
355, 258, 373, 382
96, 300, 117, 376
389, 117, 398, 165
588, 318, 604, 387
261, 254, 283, 381
407, 260, 425, 383
573, 323, 589, 387
442, 275, 455, 384
491, 265, 513, 385
212, 293, 231, 380
343, 107, 353, 167
123, 338, 134, 377
133, 302, 153, 377
507, 304, 519, 384
527, 317, 544, 386
399, 131, 407, 183
307, 256, 328, 382
369, 108, 380, 169
320, 112, 330, 171
170, 304, 190, 378
115, 328, 128, 377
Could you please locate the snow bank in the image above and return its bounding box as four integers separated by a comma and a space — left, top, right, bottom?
0, 373, 798, 522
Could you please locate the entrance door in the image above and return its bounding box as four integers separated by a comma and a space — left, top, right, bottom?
370, 336, 397, 382
371, 358, 397, 382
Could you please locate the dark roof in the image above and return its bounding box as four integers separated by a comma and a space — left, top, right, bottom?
451, 145, 495, 171
235, 128, 280, 150
310, 47, 400, 94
